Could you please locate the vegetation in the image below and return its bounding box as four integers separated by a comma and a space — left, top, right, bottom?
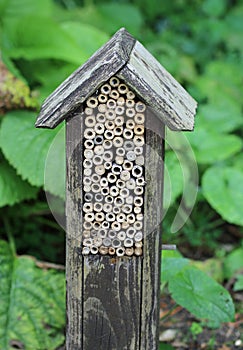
0, 0, 242, 348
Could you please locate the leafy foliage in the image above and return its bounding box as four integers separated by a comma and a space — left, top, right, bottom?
0, 157, 37, 207
0, 0, 243, 347
0, 240, 65, 350
162, 251, 235, 327
202, 167, 243, 226
0, 111, 62, 190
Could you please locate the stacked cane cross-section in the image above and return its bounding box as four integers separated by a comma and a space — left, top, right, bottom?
82, 76, 146, 257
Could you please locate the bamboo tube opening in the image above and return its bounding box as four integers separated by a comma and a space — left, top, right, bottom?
82, 76, 146, 256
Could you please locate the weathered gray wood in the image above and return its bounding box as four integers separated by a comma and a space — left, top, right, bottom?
83, 255, 142, 349
65, 106, 165, 350
35, 28, 196, 131
117, 41, 197, 131
66, 111, 84, 349
36, 28, 135, 129
141, 113, 165, 349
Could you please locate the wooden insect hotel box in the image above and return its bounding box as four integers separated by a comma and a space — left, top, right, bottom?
36, 28, 197, 350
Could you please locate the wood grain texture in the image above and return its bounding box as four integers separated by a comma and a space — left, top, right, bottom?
65, 108, 164, 350
117, 41, 197, 131
66, 112, 84, 349
36, 28, 135, 129
141, 113, 165, 349
83, 255, 142, 350
35, 28, 196, 131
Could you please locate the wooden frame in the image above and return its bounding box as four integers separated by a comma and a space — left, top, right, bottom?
36, 27, 197, 350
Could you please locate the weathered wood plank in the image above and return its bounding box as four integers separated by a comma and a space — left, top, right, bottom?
66, 112, 84, 349
83, 256, 142, 350
35, 28, 196, 131
141, 112, 165, 349
65, 105, 165, 350
117, 41, 197, 131
36, 28, 135, 129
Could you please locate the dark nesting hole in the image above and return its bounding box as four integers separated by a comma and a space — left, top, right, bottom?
95, 136, 103, 144
116, 197, 123, 205
103, 86, 110, 93
118, 84, 127, 93
113, 166, 121, 173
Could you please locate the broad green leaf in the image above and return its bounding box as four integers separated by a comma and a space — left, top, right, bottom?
202, 167, 243, 226
164, 151, 184, 208
162, 250, 189, 283
61, 22, 109, 58
0, 0, 52, 20
44, 126, 65, 199
97, 3, 144, 35
186, 128, 242, 164
198, 101, 243, 133
234, 275, 243, 291
232, 153, 243, 173
0, 240, 65, 350
194, 61, 242, 103
0, 158, 37, 207
224, 248, 243, 279
71, 3, 143, 36
191, 258, 224, 283
17, 60, 78, 100
169, 266, 235, 325
2, 15, 85, 65
0, 111, 62, 191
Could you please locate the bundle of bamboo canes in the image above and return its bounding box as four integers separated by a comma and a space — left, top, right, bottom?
82, 76, 145, 257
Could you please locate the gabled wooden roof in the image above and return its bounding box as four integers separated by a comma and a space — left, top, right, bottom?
35, 28, 197, 131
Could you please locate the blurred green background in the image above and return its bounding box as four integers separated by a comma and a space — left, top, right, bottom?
0, 0, 242, 349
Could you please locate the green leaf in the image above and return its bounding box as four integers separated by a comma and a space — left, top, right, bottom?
194, 61, 242, 103
234, 274, 243, 292
187, 128, 242, 164
164, 151, 184, 207
198, 101, 243, 133
162, 250, 189, 283
44, 126, 65, 199
0, 240, 65, 350
202, 167, 243, 226
2, 15, 85, 65
61, 22, 109, 58
97, 3, 143, 35
0, 111, 62, 191
224, 248, 243, 279
169, 266, 235, 325
71, 3, 143, 36
0, 0, 52, 20
0, 158, 37, 207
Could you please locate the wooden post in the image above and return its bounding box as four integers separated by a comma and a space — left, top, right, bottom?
36, 28, 197, 350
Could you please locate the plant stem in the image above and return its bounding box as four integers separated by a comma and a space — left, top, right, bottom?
3, 217, 16, 256
160, 303, 179, 322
